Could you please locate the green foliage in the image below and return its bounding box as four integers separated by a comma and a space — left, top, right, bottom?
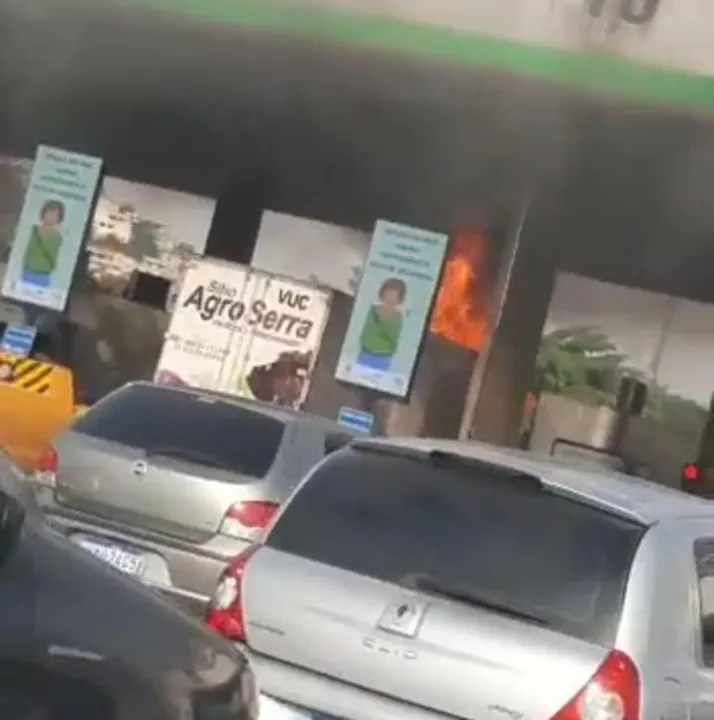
645, 381, 706, 435
536, 325, 707, 437
536, 326, 626, 406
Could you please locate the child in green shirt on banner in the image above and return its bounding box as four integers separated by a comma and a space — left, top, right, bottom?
22, 199, 65, 288
357, 277, 407, 372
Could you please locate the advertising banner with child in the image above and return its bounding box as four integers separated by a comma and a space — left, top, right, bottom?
2, 145, 103, 312
335, 219, 448, 398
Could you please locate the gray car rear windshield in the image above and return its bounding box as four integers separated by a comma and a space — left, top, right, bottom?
266, 446, 646, 645
72, 384, 285, 477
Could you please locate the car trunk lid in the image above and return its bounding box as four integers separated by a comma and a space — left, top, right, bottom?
55, 433, 269, 542
245, 550, 609, 720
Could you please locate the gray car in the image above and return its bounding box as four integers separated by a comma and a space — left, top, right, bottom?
40, 381, 357, 615
206, 435, 714, 720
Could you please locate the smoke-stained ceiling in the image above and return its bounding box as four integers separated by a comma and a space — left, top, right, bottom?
1, 2, 714, 303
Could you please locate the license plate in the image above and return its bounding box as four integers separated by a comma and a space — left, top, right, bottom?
77, 538, 146, 577
259, 695, 316, 720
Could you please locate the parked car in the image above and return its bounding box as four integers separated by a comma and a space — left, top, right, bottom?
0, 463, 258, 719
38, 381, 358, 615
206, 435, 714, 720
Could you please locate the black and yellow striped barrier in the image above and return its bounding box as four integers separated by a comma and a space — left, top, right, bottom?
0, 354, 54, 394
0, 352, 77, 470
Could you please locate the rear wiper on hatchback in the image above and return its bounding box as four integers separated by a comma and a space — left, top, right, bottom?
400, 573, 549, 627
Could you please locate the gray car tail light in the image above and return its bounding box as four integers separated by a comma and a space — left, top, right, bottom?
205, 544, 260, 642
218, 502, 278, 538
550, 650, 640, 720
32, 445, 58, 489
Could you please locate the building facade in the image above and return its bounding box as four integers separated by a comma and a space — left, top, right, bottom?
2, 0, 714, 449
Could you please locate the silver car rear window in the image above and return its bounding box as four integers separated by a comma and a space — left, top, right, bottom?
72, 384, 285, 477
266, 446, 646, 645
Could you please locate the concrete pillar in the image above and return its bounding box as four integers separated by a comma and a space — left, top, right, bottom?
204, 172, 268, 265
464, 198, 559, 447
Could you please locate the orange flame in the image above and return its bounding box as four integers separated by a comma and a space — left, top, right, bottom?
429, 230, 491, 352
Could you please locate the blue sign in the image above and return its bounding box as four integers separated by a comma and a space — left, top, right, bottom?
338, 407, 374, 435
335, 220, 448, 398
0, 323, 37, 357
2, 145, 103, 312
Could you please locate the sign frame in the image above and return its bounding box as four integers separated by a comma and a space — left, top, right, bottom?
154, 259, 332, 410
1, 145, 103, 312
334, 220, 449, 399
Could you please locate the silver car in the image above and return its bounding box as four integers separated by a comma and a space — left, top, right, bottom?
206, 435, 714, 720
40, 381, 357, 615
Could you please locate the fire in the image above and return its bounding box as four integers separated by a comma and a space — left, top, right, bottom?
429, 230, 491, 352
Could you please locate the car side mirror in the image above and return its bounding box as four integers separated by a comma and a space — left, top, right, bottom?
0, 491, 25, 566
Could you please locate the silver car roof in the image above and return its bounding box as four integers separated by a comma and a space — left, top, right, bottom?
353, 435, 713, 525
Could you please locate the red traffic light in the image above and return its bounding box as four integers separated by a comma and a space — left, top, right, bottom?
683, 463, 700, 482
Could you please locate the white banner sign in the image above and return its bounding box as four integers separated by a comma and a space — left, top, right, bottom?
155, 259, 331, 409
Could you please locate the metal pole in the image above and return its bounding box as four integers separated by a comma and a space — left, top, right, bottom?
457, 193, 534, 440
649, 295, 678, 386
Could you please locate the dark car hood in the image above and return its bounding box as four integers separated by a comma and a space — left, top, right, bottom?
17, 518, 245, 692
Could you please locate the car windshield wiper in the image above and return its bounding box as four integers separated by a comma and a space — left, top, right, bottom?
400, 573, 550, 627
